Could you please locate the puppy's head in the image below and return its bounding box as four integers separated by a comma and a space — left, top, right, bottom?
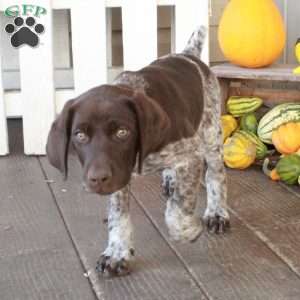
46, 85, 170, 195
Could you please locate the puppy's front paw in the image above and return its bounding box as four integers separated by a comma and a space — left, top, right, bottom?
203, 214, 230, 234
96, 248, 135, 277
96, 255, 132, 276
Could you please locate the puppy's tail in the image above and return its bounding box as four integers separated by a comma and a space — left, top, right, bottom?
182, 25, 207, 58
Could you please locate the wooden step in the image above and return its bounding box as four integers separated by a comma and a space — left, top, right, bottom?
212, 63, 300, 82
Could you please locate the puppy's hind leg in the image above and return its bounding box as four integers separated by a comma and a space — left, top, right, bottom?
96, 186, 134, 276
204, 146, 230, 234
202, 76, 230, 234
162, 157, 203, 242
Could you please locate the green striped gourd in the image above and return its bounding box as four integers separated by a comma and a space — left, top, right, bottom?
226, 96, 263, 117
235, 130, 268, 159
276, 154, 300, 185
257, 103, 300, 144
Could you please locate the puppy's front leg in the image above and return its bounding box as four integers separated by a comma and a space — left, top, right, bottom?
162, 158, 203, 242
96, 186, 134, 276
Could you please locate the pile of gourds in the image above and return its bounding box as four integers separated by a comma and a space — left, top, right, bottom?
222, 97, 300, 186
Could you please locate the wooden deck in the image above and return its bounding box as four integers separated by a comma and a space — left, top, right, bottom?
1, 120, 300, 300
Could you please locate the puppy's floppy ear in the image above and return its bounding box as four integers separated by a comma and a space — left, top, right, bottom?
46, 99, 75, 179
127, 91, 171, 173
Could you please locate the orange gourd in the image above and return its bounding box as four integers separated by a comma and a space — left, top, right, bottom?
270, 169, 280, 181
218, 0, 286, 68
262, 158, 280, 181
272, 122, 300, 154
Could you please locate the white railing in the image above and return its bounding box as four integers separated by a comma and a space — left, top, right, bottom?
0, 0, 209, 155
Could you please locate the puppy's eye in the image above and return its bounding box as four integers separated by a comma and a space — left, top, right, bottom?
115, 127, 130, 140
75, 131, 89, 143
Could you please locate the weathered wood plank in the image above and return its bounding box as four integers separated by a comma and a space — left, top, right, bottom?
279, 182, 300, 200
40, 156, 207, 300
228, 167, 300, 276
0, 121, 96, 300
228, 167, 300, 229
212, 63, 300, 82
218, 78, 229, 113
130, 174, 300, 300
229, 86, 300, 107
19, 0, 55, 154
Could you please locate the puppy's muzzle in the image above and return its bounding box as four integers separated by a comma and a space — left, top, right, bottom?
85, 165, 113, 194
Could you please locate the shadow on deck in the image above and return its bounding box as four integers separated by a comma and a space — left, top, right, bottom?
1, 120, 300, 300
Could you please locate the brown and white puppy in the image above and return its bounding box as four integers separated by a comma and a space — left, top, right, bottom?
47, 27, 230, 276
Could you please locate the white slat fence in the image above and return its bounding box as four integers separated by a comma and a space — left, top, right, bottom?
0, 38, 9, 155
175, 0, 209, 63
0, 0, 209, 155
122, 0, 157, 70
70, 1, 108, 95
19, 0, 55, 154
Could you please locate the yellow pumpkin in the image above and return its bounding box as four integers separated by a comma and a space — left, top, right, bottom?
221, 115, 238, 142
223, 133, 256, 169
272, 122, 300, 154
218, 0, 286, 68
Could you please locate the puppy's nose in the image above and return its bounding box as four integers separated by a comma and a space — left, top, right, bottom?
87, 168, 112, 187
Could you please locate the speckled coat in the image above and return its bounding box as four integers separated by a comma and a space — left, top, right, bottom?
97, 27, 230, 276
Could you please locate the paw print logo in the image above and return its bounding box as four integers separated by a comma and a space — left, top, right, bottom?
5, 16, 44, 48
